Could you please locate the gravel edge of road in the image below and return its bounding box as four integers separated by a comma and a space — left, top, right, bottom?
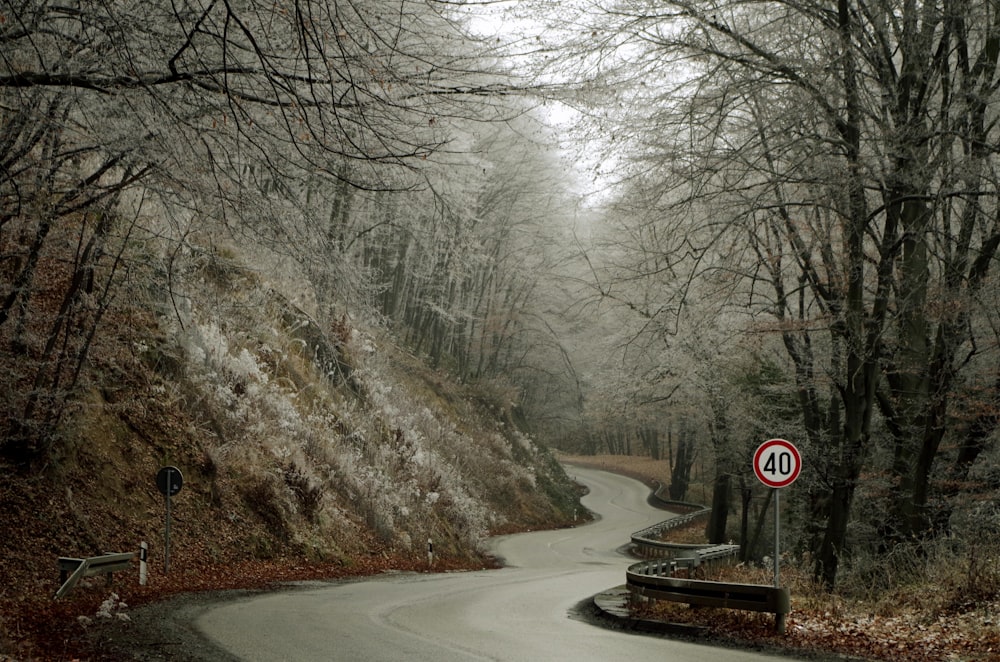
90, 588, 259, 661
89, 579, 363, 661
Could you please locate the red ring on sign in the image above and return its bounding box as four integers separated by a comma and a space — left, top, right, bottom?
753, 438, 801, 488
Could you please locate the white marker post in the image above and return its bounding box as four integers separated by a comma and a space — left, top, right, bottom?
427, 538, 434, 567
753, 439, 802, 588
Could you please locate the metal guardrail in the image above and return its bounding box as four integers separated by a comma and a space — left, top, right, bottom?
633, 507, 709, 540
630, 507, 742, 565
631, 509, 710, 558
625, 485, 785, 632
55, 552, 135, 599
630, 479, 741, 565
674, 544, 741, 569
647, 481, 705, 512
627, 561, 791, 632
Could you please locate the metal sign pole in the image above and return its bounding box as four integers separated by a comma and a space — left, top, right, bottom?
773, 487, 780, 588
165, 467, 172, 574
139, 541, 148, 585
156, 465, 183, 576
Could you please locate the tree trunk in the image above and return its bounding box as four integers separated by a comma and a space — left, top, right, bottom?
668, 426, 695, 501
706, 469, 731, 544
638, 427, 660, 461
739, 476, 752, 562
811, 0, 880, 590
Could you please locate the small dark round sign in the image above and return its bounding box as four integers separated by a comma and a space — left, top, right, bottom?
156, 466, 184, 497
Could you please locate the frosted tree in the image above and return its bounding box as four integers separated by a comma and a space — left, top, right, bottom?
0, 0, 528, 464
353, 111, 579, 388
548, 0, 1000, 587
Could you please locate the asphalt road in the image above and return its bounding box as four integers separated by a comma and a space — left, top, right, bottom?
194, 466, 797, 661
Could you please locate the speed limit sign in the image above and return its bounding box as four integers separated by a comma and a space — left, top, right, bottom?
753, 439, 801, 488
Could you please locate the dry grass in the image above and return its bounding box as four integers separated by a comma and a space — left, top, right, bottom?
559, 453, 674, 487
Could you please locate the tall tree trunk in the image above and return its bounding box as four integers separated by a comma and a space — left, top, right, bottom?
668, 423, 695, 501
706, 469, 731, 544
638, 426, 660, 460
814, 0, 880, 589
706, 400, 732, 544
738, 476, 752, 562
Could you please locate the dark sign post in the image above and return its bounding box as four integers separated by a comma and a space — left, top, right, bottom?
753, 439, 801, 588
156, 466, 184, 574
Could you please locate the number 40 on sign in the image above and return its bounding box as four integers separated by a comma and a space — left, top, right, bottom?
753, 438, 801, 489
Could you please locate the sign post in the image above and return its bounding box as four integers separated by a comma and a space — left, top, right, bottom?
753, 439, 801, 588
156, 466, 184, 574
139, 541, 148, 586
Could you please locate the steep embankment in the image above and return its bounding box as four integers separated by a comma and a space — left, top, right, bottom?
0, 244, 580, 660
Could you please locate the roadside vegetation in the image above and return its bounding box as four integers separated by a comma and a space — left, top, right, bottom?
567, 454, 1000, 662
5, 1, 1000, 659
0, 236, 581, 660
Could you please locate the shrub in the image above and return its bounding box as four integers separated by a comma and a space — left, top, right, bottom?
284, 463, 324, 522
241, 475, 289, 541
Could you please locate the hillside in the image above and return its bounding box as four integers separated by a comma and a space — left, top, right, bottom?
0, 239, 582, 660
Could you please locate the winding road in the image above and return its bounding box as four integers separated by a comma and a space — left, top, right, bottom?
195, 466, 796, 661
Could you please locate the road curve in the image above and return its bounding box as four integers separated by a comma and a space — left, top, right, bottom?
196, 466, 797, 661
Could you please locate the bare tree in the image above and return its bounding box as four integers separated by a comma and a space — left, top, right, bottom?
553, 0, 1000, 587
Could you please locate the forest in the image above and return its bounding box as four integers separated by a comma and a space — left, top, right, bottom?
3, 0, 1000, 613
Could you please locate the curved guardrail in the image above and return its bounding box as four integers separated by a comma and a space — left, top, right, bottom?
631, 483, 740, 563
626, 560, 790, 633
623, 481, 787, 633
647, 482, 705, 512
630, 508, 715, 559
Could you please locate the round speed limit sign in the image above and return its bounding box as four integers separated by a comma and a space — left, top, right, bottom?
753, 439, 801, 488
